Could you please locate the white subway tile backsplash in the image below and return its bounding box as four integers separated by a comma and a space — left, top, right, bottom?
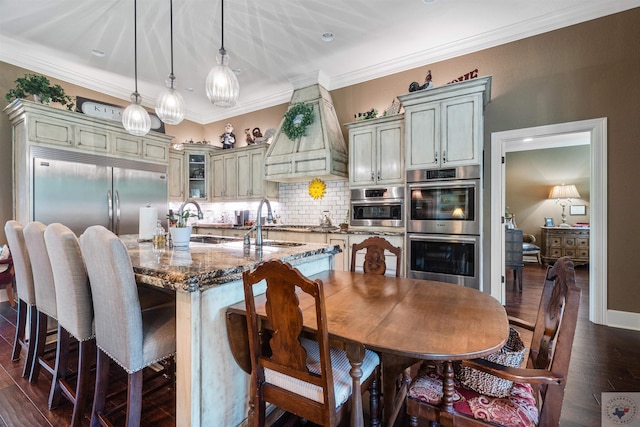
169, 179, 350, 227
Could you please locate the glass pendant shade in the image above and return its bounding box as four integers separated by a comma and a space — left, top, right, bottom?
206, 50, 239, 107
156, 76, 185, 125
123, 92, 151, 136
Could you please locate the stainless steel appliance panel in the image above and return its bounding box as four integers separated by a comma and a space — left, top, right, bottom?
113, 168, 168, 235
350, 186, 404, 227
407, 233, 480, 289
33, 157, 112, 235
31, 147, 168, 236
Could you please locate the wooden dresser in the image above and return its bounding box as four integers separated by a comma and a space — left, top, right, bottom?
540, 226, 589, 265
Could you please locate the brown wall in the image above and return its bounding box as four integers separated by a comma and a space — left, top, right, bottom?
2, 8, 639, 313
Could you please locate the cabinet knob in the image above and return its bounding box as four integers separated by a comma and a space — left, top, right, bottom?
434, 151, 438, 163
371, 171, 375, 181
443, 150, 447, 163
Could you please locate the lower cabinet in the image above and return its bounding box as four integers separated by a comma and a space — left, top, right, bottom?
191, 227, 404, 275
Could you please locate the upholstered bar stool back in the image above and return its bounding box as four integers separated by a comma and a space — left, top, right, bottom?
79, 225, 176, 426
45, 223, 95, 426
23, 221, 58, 383
4, 220, 38, 378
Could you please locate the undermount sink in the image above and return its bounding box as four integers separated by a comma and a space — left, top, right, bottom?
190, 235, 239, 245
260, 240, 304, 247
189, 235, 304, 247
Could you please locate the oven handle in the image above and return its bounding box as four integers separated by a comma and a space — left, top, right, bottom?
350, 199, 404, 206
408, 180, 479, 190
408, 233, 479, 243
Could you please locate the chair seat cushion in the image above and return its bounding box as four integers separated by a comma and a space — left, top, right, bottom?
265, 337, 379, 407
522, 243, 540, 252
408, 369, 538, 427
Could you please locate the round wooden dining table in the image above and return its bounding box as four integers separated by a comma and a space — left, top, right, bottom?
226, 270, 509, 427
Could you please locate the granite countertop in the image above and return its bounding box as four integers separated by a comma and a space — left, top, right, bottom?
120, 235, 340, 293
193, 223, 405, 236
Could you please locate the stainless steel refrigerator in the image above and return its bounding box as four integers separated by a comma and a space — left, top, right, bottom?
31, 147, 168, 236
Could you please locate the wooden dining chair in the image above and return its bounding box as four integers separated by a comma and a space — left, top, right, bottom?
406, 256, 581, 427
243, 259, 381, 427
0, 246, 15, 307
350, 236, 402, 277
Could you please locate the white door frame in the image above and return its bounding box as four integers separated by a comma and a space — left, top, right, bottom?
490, 118, 607, 325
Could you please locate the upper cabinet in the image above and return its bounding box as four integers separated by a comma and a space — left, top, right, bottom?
5, 99, 172, 164
211, 144, 278, 202
398, 76, 491, 170
168, 151, 185, 201
169, 145, 220, 202
346, 114, 404, 188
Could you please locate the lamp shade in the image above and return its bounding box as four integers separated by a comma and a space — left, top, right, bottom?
156, 79, 185, 125
122, 92, 151, 136
205, 51, 240, 107
549, 184, 580, 200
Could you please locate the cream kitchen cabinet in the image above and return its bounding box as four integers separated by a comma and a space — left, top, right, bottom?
236, 145, 278, 200
211, 145, 277, 201
211, 152, 237, 200
168, 151, 185, 201
169, 145, 219, 202
346, 115, 404, 188
327, 234, 349, 271
399, 76, 491, 170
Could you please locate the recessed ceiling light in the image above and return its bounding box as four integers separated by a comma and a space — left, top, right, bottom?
321, 32, 334, 42
91, 49, 105, 57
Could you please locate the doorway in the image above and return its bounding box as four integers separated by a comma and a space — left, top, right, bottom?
490, 118, 607, 325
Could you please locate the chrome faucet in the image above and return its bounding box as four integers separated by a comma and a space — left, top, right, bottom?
178, 199, 204, 225
255, 198, 273, 247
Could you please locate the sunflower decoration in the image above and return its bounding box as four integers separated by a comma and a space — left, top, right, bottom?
281, 102, 314, 140
308, 178, 326, 200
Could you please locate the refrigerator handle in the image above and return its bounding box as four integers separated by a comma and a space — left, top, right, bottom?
107, 190, 113, 231
115, 190, 121, 235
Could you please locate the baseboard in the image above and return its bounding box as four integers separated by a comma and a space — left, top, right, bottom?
607, 309, 640, 331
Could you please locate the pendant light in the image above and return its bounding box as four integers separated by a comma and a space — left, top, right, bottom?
155, 0, 185, 125
205, 0, 239, 108
122, 0, 152, 136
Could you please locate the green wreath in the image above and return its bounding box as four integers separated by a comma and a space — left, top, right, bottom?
281, 102, 314, 140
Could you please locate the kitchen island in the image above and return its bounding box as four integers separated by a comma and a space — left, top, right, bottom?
120, 235, 340, 427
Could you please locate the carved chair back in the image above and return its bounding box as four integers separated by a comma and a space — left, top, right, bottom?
243, 260, 338, 426
350, 236, 402, 277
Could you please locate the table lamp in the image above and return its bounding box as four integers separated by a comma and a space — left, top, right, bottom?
549, 184, 580, 227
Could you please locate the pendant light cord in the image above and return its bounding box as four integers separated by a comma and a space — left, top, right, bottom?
169, 0, 175, 79
134, 0, 139, 95
219, 0, 226, 56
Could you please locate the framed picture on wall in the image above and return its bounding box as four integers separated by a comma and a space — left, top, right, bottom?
570, 205, 586, 215
545, 217, 554, 227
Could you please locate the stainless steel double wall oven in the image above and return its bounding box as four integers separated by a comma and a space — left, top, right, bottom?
406, 165, 481, 288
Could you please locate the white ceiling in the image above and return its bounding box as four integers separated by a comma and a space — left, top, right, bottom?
1, 0, 638, 124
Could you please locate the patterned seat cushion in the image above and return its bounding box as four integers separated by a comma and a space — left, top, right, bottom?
408, 369, 539, 427
265, 337, 380, 407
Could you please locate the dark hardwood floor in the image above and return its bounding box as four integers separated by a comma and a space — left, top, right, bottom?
0, 263, 638, 426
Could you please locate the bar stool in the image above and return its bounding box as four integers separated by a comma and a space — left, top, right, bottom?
79, 225, 176, 426
44, 223, 95, 426
23, 221, 59, 384
4, 220, 38, 378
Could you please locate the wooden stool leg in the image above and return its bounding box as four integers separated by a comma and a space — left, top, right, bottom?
49, 325, 71, 410
126, 370, 144, 427
12, 299, 26, 361
71, 339, 94, 427
22, 305, 38, 378
29, 310, 49, 383
91, 349, 111, 427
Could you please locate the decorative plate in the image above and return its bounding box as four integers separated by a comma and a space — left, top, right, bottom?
308, 178, 326, 200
